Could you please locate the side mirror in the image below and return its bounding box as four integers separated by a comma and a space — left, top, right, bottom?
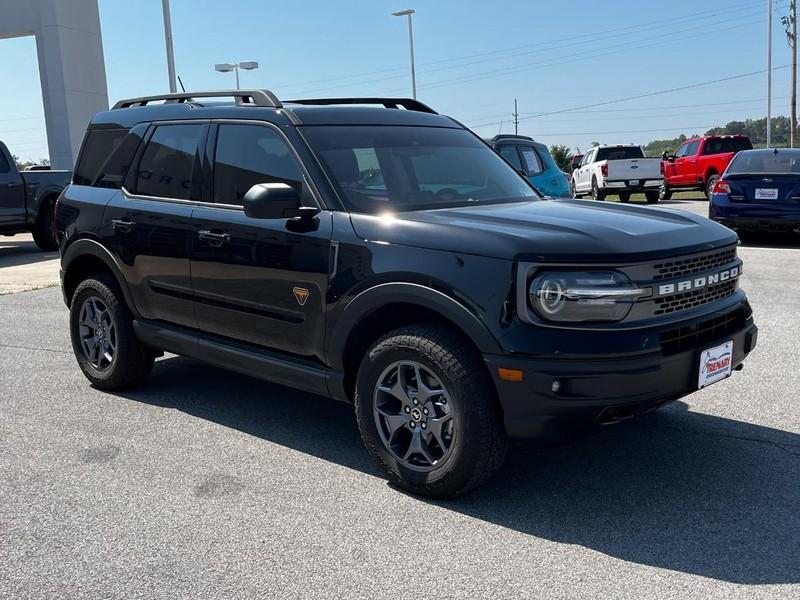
668, 154, 676, 163
661, 151, 668, 160
242, 183, 319, 220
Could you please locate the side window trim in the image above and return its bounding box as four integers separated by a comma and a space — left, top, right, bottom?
207, 118, 324, 211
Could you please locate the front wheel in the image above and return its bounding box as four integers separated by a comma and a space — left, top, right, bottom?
355, 324, 508, 499
659, 183, 672, 202
69, 274, 154, 390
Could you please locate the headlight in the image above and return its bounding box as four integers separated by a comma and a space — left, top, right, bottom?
529, 271, 645, 322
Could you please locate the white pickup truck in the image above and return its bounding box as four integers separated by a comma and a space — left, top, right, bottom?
570, 144, 663, 203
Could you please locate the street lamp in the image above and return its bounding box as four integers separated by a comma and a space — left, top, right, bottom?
214, 61, 259, 89
392, 9, 417, 99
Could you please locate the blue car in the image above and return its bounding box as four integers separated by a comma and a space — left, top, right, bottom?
709, 148, 800, 235
486, 134, 571, 198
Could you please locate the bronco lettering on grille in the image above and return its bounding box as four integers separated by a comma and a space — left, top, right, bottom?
657, 266, 741, 296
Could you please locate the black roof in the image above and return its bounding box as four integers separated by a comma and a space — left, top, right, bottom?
91, 90, 461, 130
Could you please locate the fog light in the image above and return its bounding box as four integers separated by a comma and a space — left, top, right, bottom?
551, 380, 561, 393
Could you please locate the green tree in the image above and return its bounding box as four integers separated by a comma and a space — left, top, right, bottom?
549, 144, 572, 171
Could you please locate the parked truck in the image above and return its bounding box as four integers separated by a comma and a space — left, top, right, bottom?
660, 135, 753, 201
570, 144, 662, 203
0, 141, 71, 250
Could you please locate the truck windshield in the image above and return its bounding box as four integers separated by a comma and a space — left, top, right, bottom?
596, 146, 645, 161
301, 126, 538, 213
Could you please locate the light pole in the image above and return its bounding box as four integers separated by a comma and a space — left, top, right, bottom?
162, 0, 177, 93
768, 0, 773, 148
214, 61, 259, 89
392, 9, 417, 99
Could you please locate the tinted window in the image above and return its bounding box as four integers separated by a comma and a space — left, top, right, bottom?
135, 124, 203, 200
498, 145, 523, 170
74, 129, 128, 186
213, 124, 303, 205
596, 146, 644, 161
520, 147, 544, 174
302, 126, 537, 213
727, 149, 800, 174
703, 137, 753, 155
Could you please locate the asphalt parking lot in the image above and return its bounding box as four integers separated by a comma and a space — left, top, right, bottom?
1, 200, 798, 599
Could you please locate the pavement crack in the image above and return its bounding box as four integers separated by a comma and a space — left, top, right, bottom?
0, 342, 71, 355
645, 422, 800, 456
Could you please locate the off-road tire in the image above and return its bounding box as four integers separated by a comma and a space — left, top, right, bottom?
354, 324, 509, 499
69, 274, 154, 390
32, 197, 58, 251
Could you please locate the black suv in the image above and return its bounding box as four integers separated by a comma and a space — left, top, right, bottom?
58, 90, 758, 498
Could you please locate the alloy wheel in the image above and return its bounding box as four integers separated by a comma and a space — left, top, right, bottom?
78, 296, 117, 371
373, 360, 455, 472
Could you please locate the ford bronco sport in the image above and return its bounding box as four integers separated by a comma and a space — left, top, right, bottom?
57, 90, 758, 498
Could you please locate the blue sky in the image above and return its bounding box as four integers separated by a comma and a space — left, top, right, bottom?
0, 0, 793, 161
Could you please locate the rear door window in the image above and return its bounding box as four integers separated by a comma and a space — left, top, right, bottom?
497, 145, 523, 170
135, 124, 204, 200
212, 124, 303, 205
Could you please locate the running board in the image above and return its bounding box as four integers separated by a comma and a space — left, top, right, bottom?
133, 320, 345, 400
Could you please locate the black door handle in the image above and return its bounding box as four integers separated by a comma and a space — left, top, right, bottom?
198, 229, 230, 246
111, 219, 136, 233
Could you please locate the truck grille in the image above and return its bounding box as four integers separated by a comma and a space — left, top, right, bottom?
653, 246, 738, 280
653, 280, 738, 315
660, 304, 749, 356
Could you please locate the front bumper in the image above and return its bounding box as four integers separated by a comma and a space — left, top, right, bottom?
484, 311, 757, 439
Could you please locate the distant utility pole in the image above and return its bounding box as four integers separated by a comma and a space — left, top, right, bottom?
768, 0, 773, 148
512, 99, 519, 135
784, 0, 798, 146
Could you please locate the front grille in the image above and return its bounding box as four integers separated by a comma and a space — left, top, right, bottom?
653, 280, 738, 315
653, 246, 737, 280
660, 305, 749, 356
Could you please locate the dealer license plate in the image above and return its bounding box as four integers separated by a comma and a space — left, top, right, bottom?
698, 340, 733, 389
755, 188, 778, 200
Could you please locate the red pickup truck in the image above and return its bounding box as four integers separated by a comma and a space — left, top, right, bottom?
660, 135, 752, 200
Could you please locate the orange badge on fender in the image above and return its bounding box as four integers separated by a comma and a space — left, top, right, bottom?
293, 287, 310, 306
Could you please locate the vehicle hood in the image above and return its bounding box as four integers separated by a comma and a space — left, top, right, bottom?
349, 199, 738, 262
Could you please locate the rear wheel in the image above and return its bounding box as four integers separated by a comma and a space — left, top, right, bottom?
354, 324, 508, 498
618, 191, 631, 203
569, 179, 578, 198
591, 177, 606, 201
31, 197, 58, 251
69, 274, 154, 390
706, 174, 720, 200
645, 191, 660, 204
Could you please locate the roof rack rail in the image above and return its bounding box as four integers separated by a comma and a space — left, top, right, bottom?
112, 89, 282, 110
492, 134, 534, 141
285, 97, 437, 114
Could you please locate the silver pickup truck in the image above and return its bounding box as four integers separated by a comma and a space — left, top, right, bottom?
570, 144, 663, 204
0, 141, 71, 250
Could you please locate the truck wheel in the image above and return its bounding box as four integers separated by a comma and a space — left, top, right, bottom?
31, 197, 58, 251
618, 191, 631, 203
354, 324, 509, 499
569, 179, 578, 198
591, 178, 606, 201
706, 174, 719, 200
645, 191, 660, 204
659, 183, 672, 201
69, 274, 154, 390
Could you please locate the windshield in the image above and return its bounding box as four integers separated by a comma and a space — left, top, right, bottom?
727, 149, 800, 175
301, 126, 538, 213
